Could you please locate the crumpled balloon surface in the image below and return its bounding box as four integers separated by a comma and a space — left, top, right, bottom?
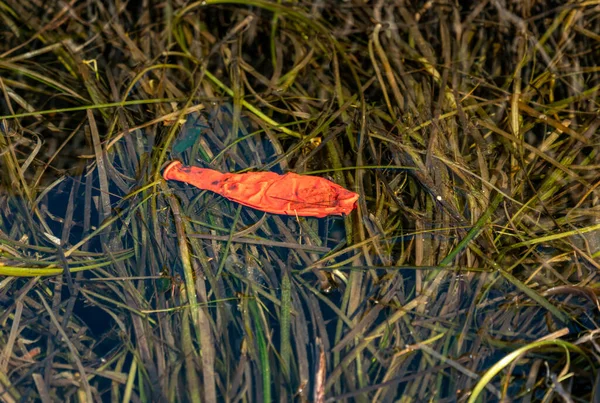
163, 161, 359, 218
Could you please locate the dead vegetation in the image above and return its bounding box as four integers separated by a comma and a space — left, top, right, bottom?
0, 0, 599, 401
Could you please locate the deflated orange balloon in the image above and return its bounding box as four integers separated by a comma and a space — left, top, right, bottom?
163, 161, 358, 218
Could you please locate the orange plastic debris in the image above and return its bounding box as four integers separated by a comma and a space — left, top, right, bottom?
163, 161, 358, 218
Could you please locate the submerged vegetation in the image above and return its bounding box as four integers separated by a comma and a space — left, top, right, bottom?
0, 0, 599, 401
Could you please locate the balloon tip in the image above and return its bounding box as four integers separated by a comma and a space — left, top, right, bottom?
163, 160, 183, 180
